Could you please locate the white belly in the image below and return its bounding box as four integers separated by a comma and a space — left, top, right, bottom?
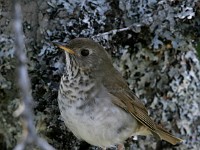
58, 75, 138, 147
58, 96, 138, 148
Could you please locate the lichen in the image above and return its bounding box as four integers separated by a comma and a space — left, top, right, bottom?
0, 0, 200, 149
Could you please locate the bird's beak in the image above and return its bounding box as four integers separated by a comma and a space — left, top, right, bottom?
52, 41, 75, 55
57, 45, 75, 55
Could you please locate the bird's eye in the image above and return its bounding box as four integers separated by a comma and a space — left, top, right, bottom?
80, 49, 90, 56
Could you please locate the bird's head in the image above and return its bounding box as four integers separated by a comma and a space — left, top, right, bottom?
54, 38, 113, 75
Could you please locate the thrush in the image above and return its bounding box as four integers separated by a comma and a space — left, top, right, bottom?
56, 38, 182, 149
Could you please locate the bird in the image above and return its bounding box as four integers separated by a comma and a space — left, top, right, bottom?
55, 38, 182, 149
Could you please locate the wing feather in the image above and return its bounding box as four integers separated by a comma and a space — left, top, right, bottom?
102, 69, 182, 145
103, 69, 156, 132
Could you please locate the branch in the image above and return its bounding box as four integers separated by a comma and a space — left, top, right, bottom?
13, 1, 55, 150
92, 23, 141, 38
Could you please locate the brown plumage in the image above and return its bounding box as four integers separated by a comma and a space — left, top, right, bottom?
103, 63, 182, 145
56, 38, 182, 149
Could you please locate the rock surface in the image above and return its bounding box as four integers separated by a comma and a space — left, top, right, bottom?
0, 0, 200, 149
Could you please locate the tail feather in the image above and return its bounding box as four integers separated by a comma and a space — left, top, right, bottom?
155, 124, 183, 145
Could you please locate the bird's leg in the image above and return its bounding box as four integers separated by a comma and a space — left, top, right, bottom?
117, 144, 125, 150
101, 145, 124, 150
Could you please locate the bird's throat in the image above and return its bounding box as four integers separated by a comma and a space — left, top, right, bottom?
64, 54, 79, 79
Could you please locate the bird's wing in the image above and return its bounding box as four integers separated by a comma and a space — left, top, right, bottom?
103, 69, 183, 145
103, 69, 157, 132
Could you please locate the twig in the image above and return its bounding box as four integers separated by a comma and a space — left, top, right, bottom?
92, 24, 141, 38
13, 1, 55, 150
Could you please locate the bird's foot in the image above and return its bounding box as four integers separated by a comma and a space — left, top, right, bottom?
117, 144, 125, 150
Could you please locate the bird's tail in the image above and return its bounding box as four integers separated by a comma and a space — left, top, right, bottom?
155, 124, 183, 145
